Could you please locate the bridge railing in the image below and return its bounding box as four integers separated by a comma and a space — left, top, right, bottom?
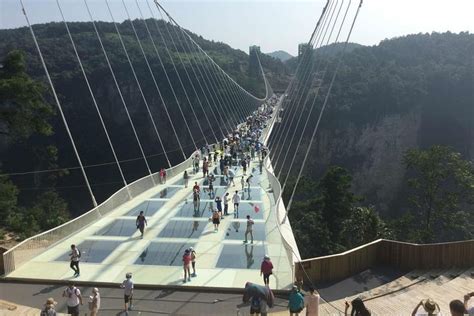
296, 238, 474, 284
259, 96, 301, 286
3, 152, 194, 275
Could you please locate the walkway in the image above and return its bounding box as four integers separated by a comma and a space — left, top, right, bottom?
4, 101, 295, 291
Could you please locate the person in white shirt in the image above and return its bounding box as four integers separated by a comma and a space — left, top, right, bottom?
304, 287, 320, 316
88, 287, 100, 316
232, 191, 241, 218
223, 193, 230, 216
62, 282, 83, 316
121, 272, 134, 311
69, 244, 80, 277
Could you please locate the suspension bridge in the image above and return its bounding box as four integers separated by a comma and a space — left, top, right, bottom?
1, 0, 374, 313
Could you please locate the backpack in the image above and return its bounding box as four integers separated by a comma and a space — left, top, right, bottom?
77, 249, 81, 259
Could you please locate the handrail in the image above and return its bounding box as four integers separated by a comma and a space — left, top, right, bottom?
296, 238, 474, 283
3, 149, 196, 275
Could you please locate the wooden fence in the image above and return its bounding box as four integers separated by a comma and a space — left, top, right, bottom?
296, 239, 474, 283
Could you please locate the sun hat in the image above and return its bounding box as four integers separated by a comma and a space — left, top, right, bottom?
92, 287, 99, 294
264, 254, 270, 260
189, 247, 194, 251
423, 298, 439, 313
46, 298, 57, 306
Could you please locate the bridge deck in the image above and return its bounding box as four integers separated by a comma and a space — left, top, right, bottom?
6, 157, 294, 290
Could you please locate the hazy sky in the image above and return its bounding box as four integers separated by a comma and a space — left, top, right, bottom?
1, 0, 473, 56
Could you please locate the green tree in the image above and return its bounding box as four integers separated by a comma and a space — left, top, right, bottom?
318, 166, 360, 243
403, 145, 474, 242
0, 175, 18, 226
0, 50, 54, 140
0, 50, 69, 239
341, 206, 393, 248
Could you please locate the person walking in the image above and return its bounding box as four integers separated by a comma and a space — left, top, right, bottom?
208, 176, 215, 199
183, 249, 192, 283
159, 168, 165, 184
219, 158, 225, 175
344, 298, 371, 316
241, 176, 245, 191
88, 287, 100, 316
163, 168, 167, 183
193, 189, 200, 213
212, 210, 220, 232
246, 175, 253, 193
288, 285, 305, 316
227, 168, 235, 187
136, 211, 147, 239
244, 215, 254, 244
304, 287, 320, 316
62, 282, 83, 316
193, 154, 200, 174
193, 181, 200, 194
183, 170, 189, 188
40, 298, 58, 316
215, 196, 223, 219
232, 191, 241, 218
69, 244, 81, 277
121, 272, 134, 311
260, 255, 274, 287
241, 159, 247, 175
223, 193, 230, 216
202, 158, 209, 178
190, 247, 197, 277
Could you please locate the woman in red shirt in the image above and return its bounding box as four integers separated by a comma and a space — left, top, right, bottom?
260, 255, 274, 286
183, 249, 192, 283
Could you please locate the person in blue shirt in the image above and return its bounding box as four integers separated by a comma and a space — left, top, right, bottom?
288, 285, 304, 316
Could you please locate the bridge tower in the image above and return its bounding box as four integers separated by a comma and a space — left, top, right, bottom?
248, 45, 261, 78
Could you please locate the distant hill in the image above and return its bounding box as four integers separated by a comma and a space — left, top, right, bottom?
266, 50, 294, 62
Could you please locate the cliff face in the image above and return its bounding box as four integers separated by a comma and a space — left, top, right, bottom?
283, 32, 474, 215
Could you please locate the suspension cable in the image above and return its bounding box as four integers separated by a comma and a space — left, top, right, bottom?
121, 0, 181, 166
155, 11, 219, 145
149, 1, 228, 139
279, 0, 349, 187
271, 0, 336, 166
136, 0, 217, 144
275, 0, 343, 177
104, 0, 171, 173
140, 3, 201, 150
154, 0, 269, 104
84, 0, 154, 180
156, 6, 235, 135
267, 0, 331, 151
170, 19, 236, 139
286, 0, 364, 212
19, 0, 98, 207
55, 0, 129, 191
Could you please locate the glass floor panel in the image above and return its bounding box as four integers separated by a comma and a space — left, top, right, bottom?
126, 200, 166, 217
216, 244, 266, 269
233, 202, 264, 220
151, 186, 182, 199
198, 187, 228, 199
157, 220, 207, 238
94, 219, 138, 237
225, 222, 266, 241
54, 240, 121, 263
134, 242, 195, 266
173, 176, 203, 186
176, 200, 215, 218
240, 188, 263, 201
